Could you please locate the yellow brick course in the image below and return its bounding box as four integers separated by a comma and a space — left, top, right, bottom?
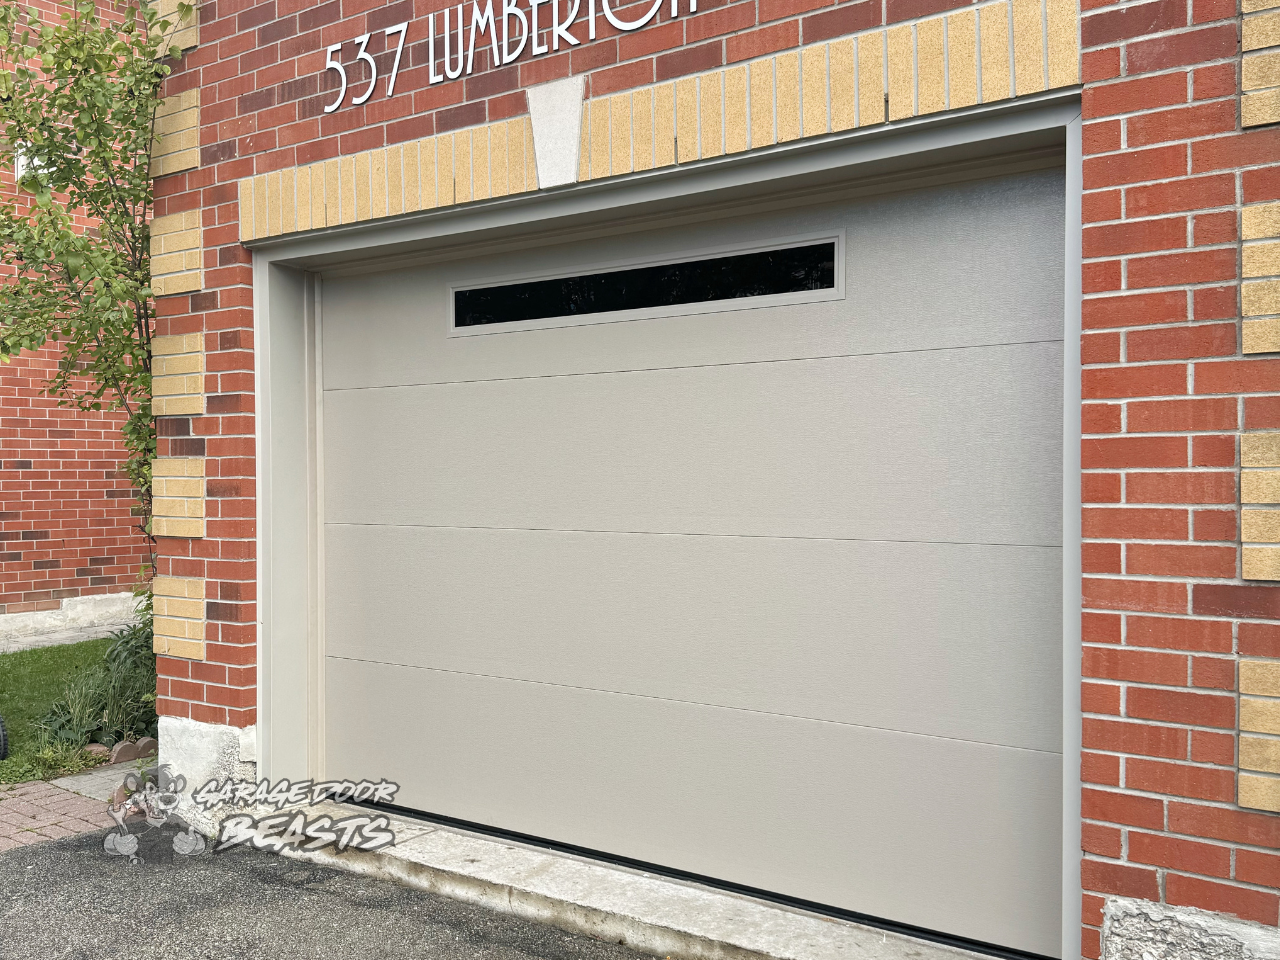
1244, 660, 1280, 697
1243, 695, 1280, 735
1247, 89, 1280, 127
152, 575, 206, 661
238, 0, 1078, 236
150, 326, 204, 416
152, 0, 199, 51
1242, 773, 1280, 813
151, 88, 199, 178
1245, 432, 1280, 466
240, 116, 537, 242
1244, 509, 1280, 543
1245, 10, 1280, 51
149, 205, 202, 298
1246, 546, 1280, 580
1243, 735, 1280, 774
152, 457, 205, 539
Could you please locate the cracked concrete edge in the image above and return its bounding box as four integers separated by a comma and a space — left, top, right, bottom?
285, 839, 797, 960
1102, 897, 1280, 960
272, 803, 981, 960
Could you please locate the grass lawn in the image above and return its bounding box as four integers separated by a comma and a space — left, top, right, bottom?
0, 638, 111, 783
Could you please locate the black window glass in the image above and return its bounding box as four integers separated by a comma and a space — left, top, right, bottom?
455, 241, 836, 328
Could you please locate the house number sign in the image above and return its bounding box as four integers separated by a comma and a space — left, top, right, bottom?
323, 0, 697, 113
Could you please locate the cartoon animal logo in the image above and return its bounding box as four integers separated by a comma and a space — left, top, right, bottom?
103, 764, 206, 864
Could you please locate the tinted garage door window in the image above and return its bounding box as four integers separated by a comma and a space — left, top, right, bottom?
319, 168, 1066, 958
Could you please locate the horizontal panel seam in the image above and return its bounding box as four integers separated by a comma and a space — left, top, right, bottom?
323, 522, 1065, 548
326, 654, 1065, 758
320, 337, 1068, 393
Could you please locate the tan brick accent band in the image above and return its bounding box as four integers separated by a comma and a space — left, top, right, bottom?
153, 575, 205, 661
238, 115, 537, 242
1243, 432, 1280, 581
152, 332, 204, 415
153, 0, 199, 52
152, 88, 199, 178
151, 210, 203, 298
1242, 659, 1280, 811
1245, 4, 1280, 125
238, 2, 1078, 243
152, 457, 205, 539
1243, 201, 1280, 354
578, 0, 1078, 179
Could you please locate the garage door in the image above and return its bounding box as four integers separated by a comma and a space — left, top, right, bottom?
319, 167, 1066, 958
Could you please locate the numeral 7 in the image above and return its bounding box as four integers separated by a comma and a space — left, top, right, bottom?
384, 22, 408, 97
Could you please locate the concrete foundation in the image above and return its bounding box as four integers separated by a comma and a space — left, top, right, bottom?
157, 715, 257, 835
0, 592, 140, 643
1104, 898, 1280, 960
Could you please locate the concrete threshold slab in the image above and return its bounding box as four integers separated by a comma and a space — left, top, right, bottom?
50, 758, 154, 802
280, 802, 988, 960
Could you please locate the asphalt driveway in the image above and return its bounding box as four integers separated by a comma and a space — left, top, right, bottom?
0, 825, 652, 960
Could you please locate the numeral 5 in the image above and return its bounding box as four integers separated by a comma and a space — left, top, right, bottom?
323, 43, 346, 114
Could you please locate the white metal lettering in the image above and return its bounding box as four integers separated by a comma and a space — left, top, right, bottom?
323, 43, 346, 113
552, 0, 580, 50
601, 0, 662, 31
444, 4, 465, 80
351, 33, 377, 105
326, 0, 699, 108
467, 0, 500, 75
384, 22, 408, 95
529, 0, 549, 55
502, 0, 528, 65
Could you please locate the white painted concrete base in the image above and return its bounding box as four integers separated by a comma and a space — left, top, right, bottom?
284, 802, 985, 960
0, 592, 140, 643
1104, 898, 1280, 960
158, 715, 257, 835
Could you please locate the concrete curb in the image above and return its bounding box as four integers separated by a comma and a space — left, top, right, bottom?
278, 804, 985, 960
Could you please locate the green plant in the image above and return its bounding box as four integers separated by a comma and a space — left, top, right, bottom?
40, 618, 158, 749
0, 637, 113, 783
0, 741, 105, 782
0, 0, 192, 546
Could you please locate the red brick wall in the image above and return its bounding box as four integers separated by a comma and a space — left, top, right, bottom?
153, 0, 1280, 949
0, 340, 149, 613
0, 90, 148, 614
1078, 0, 1280, 950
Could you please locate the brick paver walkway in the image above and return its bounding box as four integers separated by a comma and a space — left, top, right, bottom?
0, 780, 114, 853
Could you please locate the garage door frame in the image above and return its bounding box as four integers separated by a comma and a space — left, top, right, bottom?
248, 91, 1083, 960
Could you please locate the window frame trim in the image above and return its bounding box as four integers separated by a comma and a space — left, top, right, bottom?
447, 228, 846, 337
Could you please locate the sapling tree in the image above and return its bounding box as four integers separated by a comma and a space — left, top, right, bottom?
0, 0, 192, 554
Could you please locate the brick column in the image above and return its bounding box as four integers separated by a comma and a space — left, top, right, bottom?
1080, 0, 1280, 952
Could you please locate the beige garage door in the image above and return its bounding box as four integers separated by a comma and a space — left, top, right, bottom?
319, 168, 1066, 957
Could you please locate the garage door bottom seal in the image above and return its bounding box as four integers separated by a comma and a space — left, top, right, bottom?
275, 798, 1052, 960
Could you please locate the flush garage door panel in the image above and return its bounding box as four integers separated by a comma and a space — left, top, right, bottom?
323, 341, 1063, 552
326, 657, 1064, 954
325, 527, 1061, 751
320, 169, 1066, 957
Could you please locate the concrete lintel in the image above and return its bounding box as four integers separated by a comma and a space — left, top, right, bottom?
527, 75, 585, 189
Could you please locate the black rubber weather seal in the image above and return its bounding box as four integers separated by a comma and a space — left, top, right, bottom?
344, 796, 1055, 960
